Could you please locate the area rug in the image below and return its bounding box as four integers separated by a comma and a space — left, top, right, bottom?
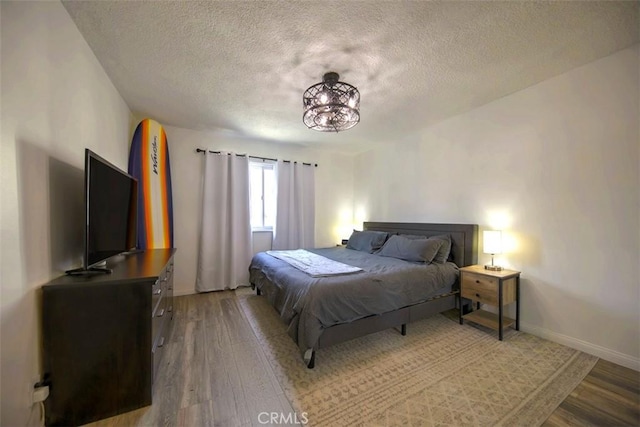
237, 292, 598, 426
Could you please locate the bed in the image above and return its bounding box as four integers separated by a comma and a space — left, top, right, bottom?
249, 222, 478, 368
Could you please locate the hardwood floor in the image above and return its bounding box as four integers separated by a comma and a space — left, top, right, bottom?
543, 359, 640, 426
84, 290, 295, 427
85, 290, 639, 426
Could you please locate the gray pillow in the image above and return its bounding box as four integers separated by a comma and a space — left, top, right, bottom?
397, 233, 452, 263
430, 234, 452, 263
346, 230, 389, 253
377, 234, 441, 263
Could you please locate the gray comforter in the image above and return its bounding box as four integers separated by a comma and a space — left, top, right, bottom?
248, 247, 459, 354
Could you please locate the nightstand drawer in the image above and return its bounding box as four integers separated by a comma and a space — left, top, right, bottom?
462, 271, 498, 289
461, 283, 498, 305
461, 272, 498, 305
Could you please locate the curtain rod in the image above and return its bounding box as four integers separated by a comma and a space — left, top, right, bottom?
195, 148, 317, 167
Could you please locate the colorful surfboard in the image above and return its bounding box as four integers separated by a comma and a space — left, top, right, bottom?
128, 119, 174, 249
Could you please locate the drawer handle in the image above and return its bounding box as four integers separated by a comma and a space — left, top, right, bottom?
154, 288, 162, 295
475, 280, 480, 284
157, 337, 165, 348
157, 308, 165, 317
475, 293, 480, 298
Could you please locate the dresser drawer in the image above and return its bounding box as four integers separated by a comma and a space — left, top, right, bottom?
151, 257, 174, 380
164, 261, 174, 317
151, 278, 163, 310
461, 272, 498, 305
152, 295, 168, 342
152, 264, 171, 311
152, 316, 168, 380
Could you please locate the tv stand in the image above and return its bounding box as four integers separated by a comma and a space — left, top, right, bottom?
64, 266, 112, 276
43, 249, 176, 426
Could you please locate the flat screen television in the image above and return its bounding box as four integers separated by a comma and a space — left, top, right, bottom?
66, 149, 138, 275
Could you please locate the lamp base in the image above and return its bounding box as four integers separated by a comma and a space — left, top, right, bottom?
484, 264, 503, 271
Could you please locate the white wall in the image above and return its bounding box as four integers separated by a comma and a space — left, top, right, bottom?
354, 46, 640, 369
164, 126, 355, 296
0, 2, 132, 425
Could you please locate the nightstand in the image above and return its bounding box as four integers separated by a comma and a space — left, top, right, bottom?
458, 265, 521, 340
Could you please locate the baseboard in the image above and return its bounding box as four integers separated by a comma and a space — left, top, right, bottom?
520, 322, 640, 371
174, 285, 252, 298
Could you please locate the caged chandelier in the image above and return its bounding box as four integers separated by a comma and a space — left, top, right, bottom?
303, 72, 360, 132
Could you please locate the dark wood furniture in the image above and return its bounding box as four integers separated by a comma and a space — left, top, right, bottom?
257, 222, 478, 368
41, 249, 176, 426
459, 264, 521, 340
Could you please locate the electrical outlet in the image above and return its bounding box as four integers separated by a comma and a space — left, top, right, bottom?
29, 374, 50, 406
27, 376, 38, 408
32, 385, 49, 403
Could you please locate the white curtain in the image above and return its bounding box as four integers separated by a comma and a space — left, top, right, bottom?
196, 153, 252, 292
272, 160, 315, 250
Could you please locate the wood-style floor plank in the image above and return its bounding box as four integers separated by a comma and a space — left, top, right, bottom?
178, 320, 212, 409
543, 359, 640, 426
176, 400, 216, 427
219, 297, 259, 344
83, 292, 640, 427
205, 317, 252, 426
206, 348, 251, 427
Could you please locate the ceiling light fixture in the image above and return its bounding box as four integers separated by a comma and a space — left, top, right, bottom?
303, 72, 360, 132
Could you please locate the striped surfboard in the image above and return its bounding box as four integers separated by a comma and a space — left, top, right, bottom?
128, 119, 174, 249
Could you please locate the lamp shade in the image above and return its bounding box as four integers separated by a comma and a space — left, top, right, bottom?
483, 230, 503, 254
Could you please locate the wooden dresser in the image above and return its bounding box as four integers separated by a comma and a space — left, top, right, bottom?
42, 249, 176, 426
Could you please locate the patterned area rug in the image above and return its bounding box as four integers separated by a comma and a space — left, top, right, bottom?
237, 292, 598, 426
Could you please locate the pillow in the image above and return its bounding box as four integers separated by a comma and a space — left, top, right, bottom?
377, 234, 441, 263
346, 230, 389, 253
397, 233, 452, 264
430, 234, 452, 263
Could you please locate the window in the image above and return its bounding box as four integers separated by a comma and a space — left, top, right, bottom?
249, 160, 276, 230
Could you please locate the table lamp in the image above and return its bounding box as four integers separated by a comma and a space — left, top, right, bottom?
483, 230, 503, 271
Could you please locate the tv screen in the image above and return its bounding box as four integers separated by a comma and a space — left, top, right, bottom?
84, 149, 138, 270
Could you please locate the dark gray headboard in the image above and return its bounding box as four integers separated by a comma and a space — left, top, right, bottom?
363, 222, 478, 267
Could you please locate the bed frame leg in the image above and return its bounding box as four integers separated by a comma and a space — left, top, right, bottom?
401, 324, 407, 336
256, 288, 261, 296
305, 350, 316, 369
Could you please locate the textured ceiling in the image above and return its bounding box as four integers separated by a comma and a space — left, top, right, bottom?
62, 1, 639, 153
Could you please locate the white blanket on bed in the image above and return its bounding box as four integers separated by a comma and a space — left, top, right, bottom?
266, 249, 363, 277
